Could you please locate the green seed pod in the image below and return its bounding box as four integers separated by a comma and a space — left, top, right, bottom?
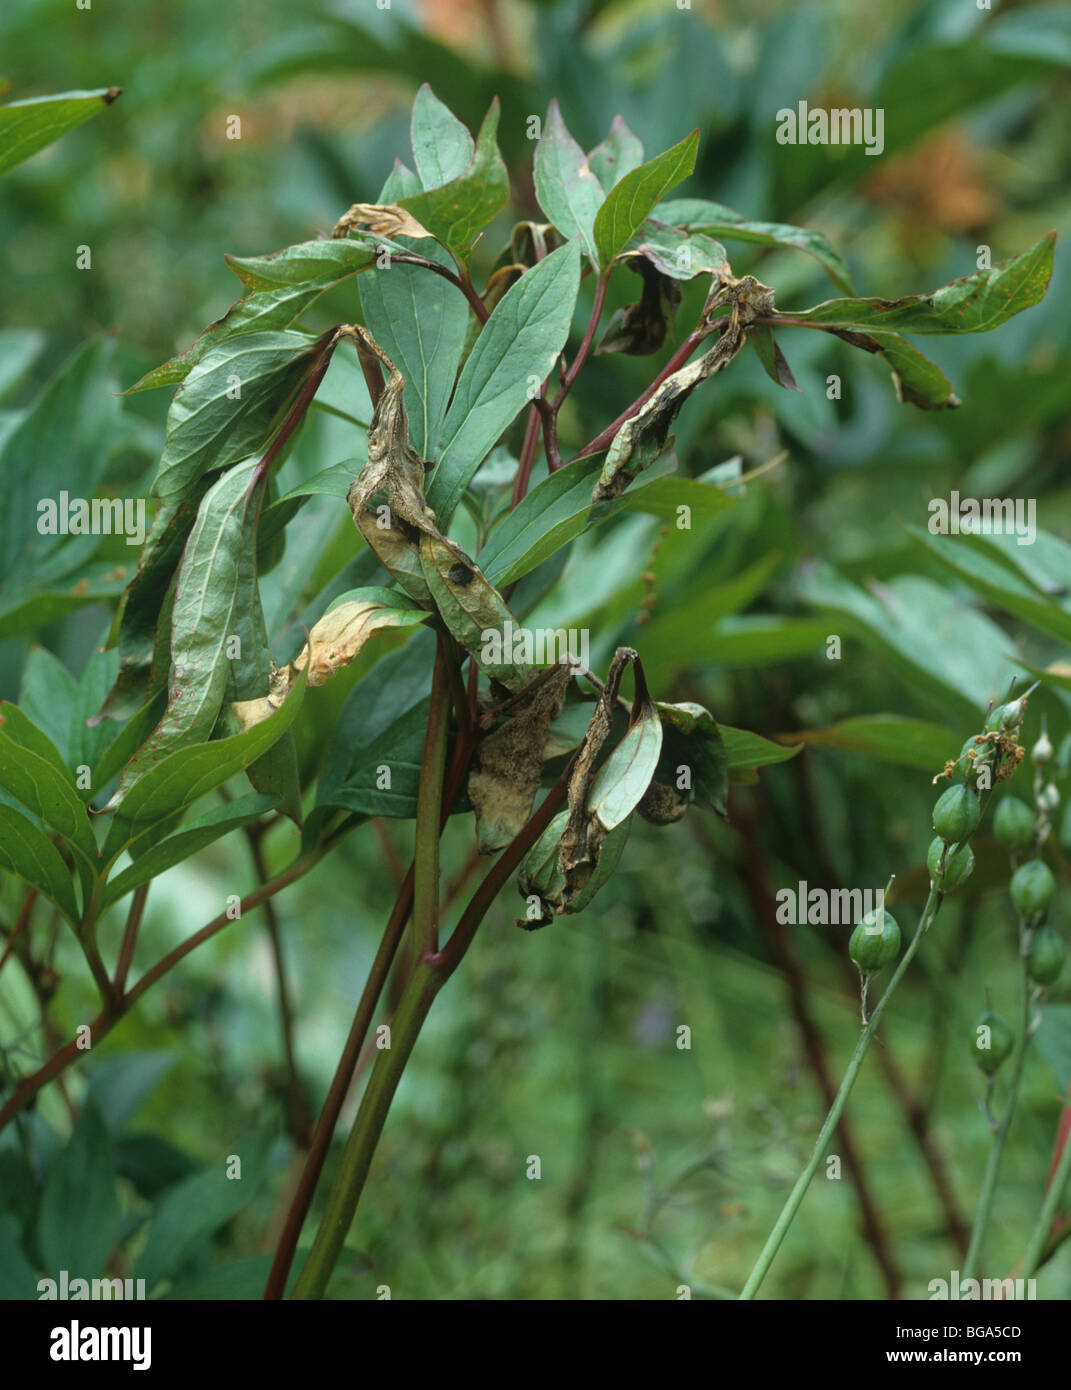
1032, 730, 1053, 766
1009, 859, 1055, 919
971, 1011, 1014, 1074
933, 784, 981, 844
986, 699, 1025, 732
1027, 926, 1066, 987
993, 797, 1035, 852
849, 909, 901, 973
927, 836, 974, 891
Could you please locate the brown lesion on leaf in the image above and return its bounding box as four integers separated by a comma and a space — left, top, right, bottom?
331, 203, 430, 241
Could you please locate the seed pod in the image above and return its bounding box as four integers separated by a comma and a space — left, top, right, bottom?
986, 699, 1025, 732
971, 1011, 1014, 1074
849, 909, 901, 973
933, 784, 981, 843
993, 797, 1035, 852
1027, 926, 1066, 987
1009, 859, 1055, 919
927, 836, 974, 891
1032, 730, 1053, 766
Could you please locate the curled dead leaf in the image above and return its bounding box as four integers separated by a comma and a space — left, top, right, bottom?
331, 202, 431, 241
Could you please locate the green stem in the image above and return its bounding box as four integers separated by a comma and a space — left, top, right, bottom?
961, 934, 1032, 1282
739, 882, 941, 1299
1022, 1100, 1071, 1279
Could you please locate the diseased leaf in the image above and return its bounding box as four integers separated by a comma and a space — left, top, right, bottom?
420, 532, 530, 691
588, 116, 644, 193
152, 331, 324, 506
784, 233, 1055, 335
469, 666, 571, 854
593, 130, 699, 267
516, 810, 629, 929
534, 100, 606, 267
331, 202, 431, 241
593, 277, 776, 504
398, 99, 509, 258
0, 87, 120, 178
429, 240, 581, 524
410, 83, 475, 189
596, 260, 681, 357
657, 197, 854, 295
643, 701, 728, 818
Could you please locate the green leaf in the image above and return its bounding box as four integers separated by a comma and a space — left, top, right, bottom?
594, 130, 699, 268
588, 115, 644, 193
790, 716, 957, 772
358, 245, 469, 458
749, 324, 800, 391
379, 158, 422, 202
101, 661, 305, 859
19, 646, 78, 764
0, 704, 98, 867
107, 461, 259, 805
37, 1100, 119, 1279
410, 83, 474, 189
1036, 1005, 1071, 1094
0, 1214, 38, 1301
0, 341, 120, 590
102, 794, 278, 907
853, 332, 960, 410
0, 803, 80, 923
627, 223, 728, 281
138, 1130, 273, 1292
0, 88, 120, 178
128, 284, 335, 393
908, 526, 1071, 645
428, 240, 581, 525
656, 197, 854, 295
398, 99, 508, 259
785, 234, 1055, 335
224, 237, 378, 290
152, 330, 323, 505
534, 100, 606, 267
317, 630, 451, 820
720, 725, 801, 775
798, 563, 1017, 722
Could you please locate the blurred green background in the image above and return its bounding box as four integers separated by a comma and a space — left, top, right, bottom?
2, 0, 1071, 1300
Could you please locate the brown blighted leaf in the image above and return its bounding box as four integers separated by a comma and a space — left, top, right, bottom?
558, 648, 661, 907
468, 665, 571, 854
331, 203, 431, 241
353, 508, 435, 607
516, 808, 630, 930
592, 275, 776, 505
637, 781, 688, 824
419, 532, 531, 691
230, 591, 425, 730
345, 331, 439, 536
596, 259, 681, 357
748, 322, 800, 391
232, 660, 291, 733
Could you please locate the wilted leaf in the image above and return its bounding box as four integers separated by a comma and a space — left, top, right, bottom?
419, 532, 530, 691
331, 202, 432, 241
596, 259, 681, 357
641, 701, 728, 819
749, 323, 800, 391
469, 665, 571, 853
